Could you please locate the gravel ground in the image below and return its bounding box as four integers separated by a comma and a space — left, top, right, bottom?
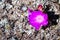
0, 0, 60, 40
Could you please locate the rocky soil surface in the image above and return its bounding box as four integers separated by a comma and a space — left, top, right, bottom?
0, 0, 60, 40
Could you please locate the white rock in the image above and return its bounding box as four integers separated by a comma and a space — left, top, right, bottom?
3, 10, 7, 15
41, 29, 45, 39
5, 29, 9, 33
18, 24, 22, 29
4, 18, 8, 23
2, 0, 5, 2
0, 18, 8, 27
11, 37, 15, 40
59, 0, 60, 4
12, 0, 17, 5
46, 33, 50, 39
0, 21, 4, 27
0, 1, 3, 4
0, 3, 5, 9
41, 29, 44, 33
25, 30, 32, 35
22, 6, 27, 11
6, 3, 13, 10
14, 27, 17, 34
0, 0, 5, 3
24, 12, 28, 16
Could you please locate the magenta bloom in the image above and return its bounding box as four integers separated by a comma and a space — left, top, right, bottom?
28, 9, 48, 30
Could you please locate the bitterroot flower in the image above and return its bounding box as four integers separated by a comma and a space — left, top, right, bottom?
28, 9, 48, 30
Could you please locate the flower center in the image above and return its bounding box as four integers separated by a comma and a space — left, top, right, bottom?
35, 15, 44, 23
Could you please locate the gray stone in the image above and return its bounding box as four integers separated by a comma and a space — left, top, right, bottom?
50, 0, 58, 2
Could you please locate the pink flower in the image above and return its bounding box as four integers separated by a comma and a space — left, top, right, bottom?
28, 9, 48, 30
